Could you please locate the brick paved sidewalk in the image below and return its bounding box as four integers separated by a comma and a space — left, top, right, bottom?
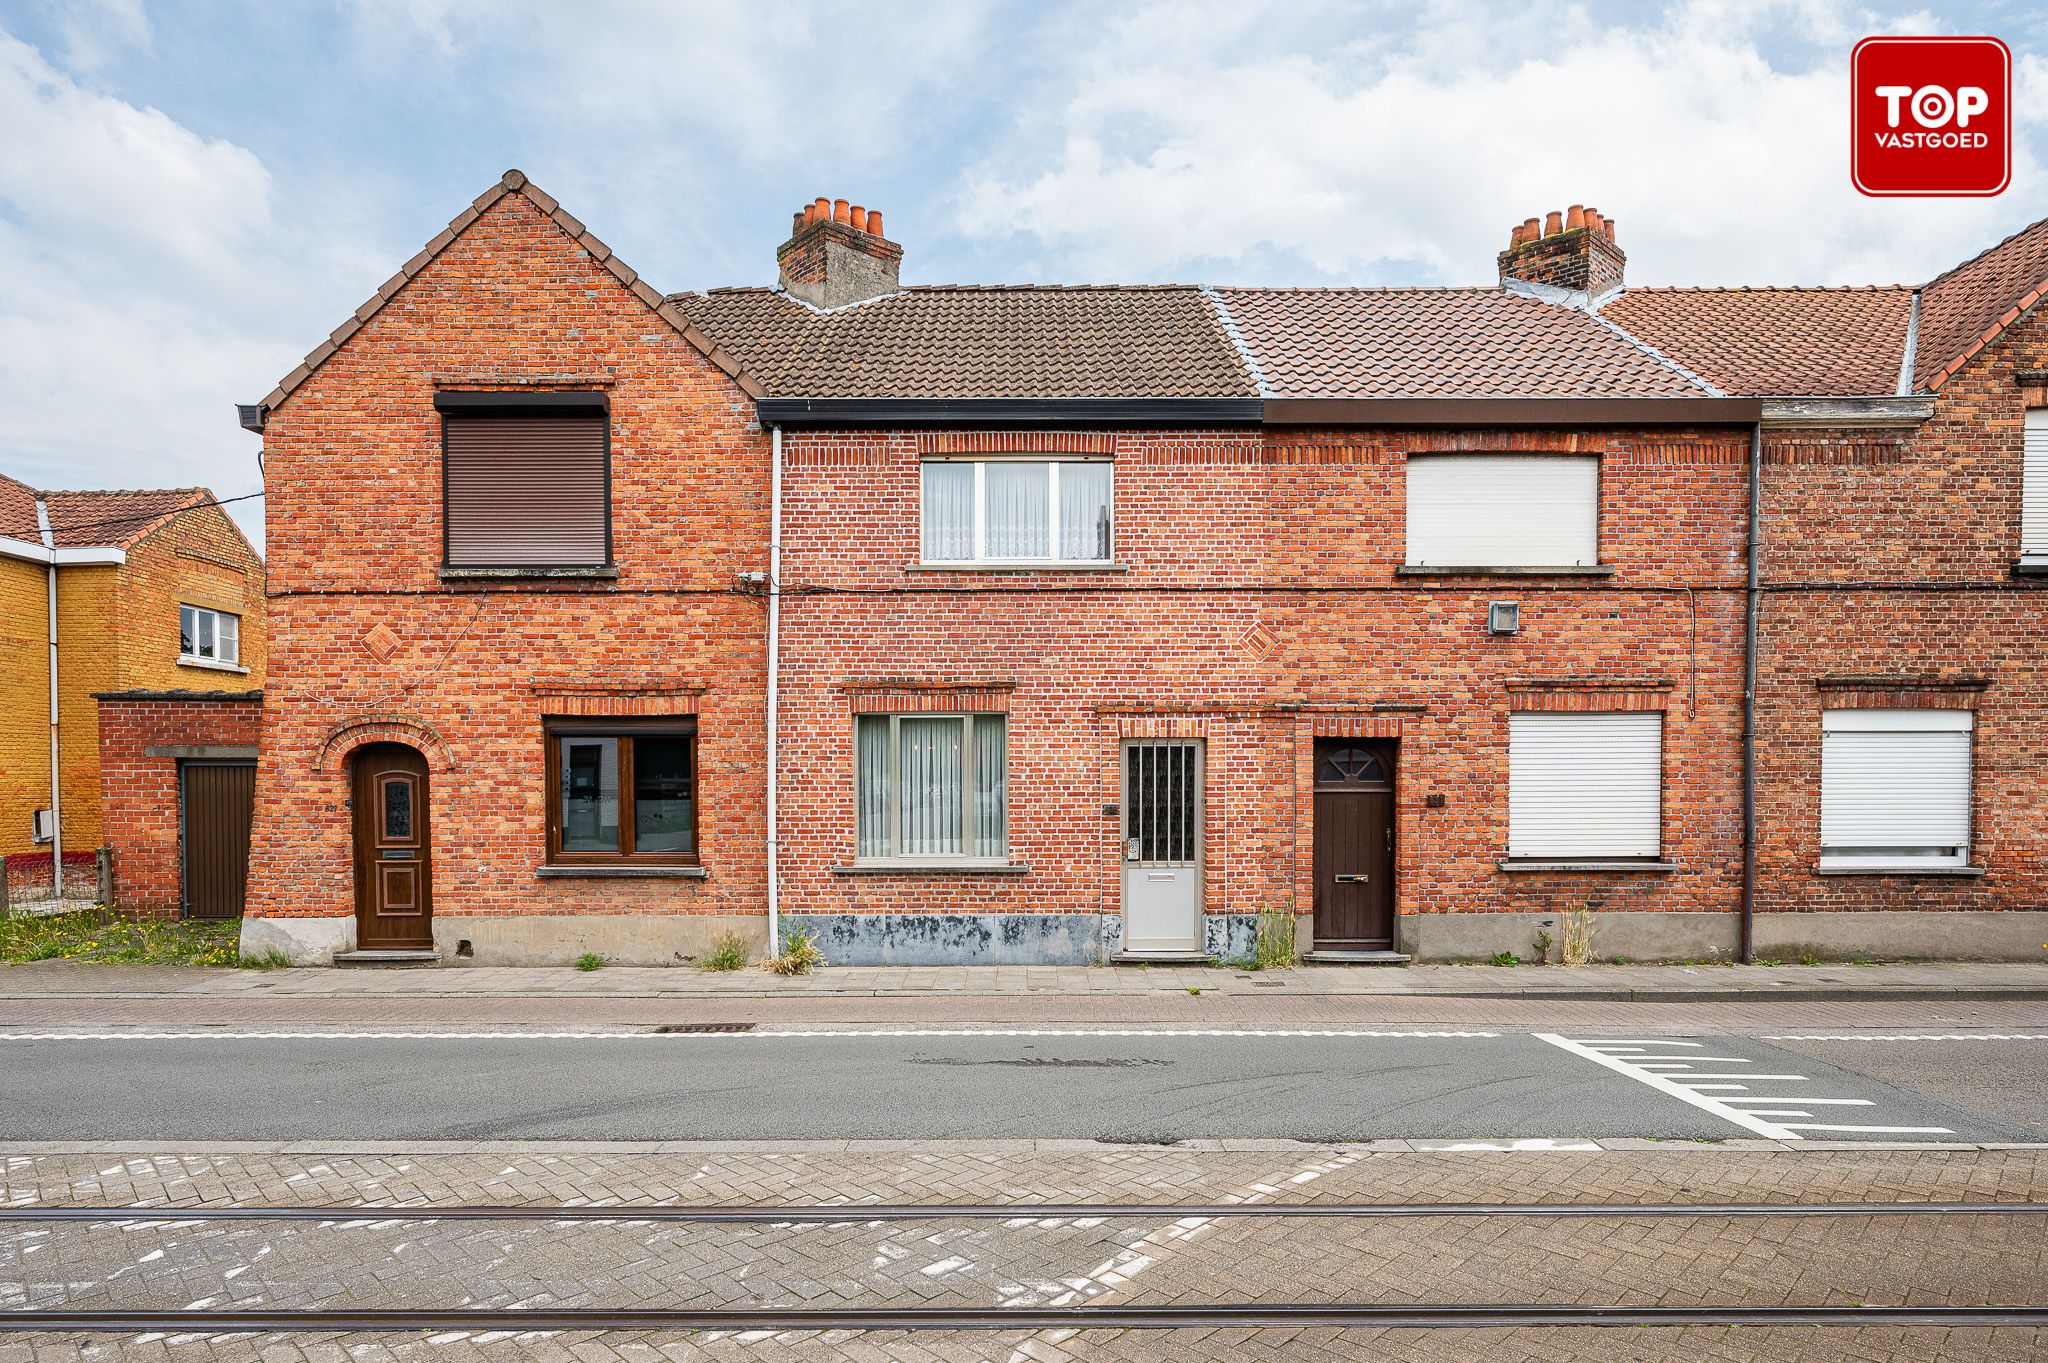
3, 958, 2046, 1002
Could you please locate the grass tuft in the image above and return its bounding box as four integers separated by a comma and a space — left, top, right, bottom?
1, 909, 243, 967
574, 952, 605, 972
700, 930, 749, 972
1252, 907, 1297, 970
764, 924, 825, 976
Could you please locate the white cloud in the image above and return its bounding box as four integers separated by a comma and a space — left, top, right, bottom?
0, 35, 385, 546
955, 0, 2042, 287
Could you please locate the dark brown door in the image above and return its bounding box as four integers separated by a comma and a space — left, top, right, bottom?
1312, 740, 1395, 950
182, 762, 255, 919
352, 745, 432, 949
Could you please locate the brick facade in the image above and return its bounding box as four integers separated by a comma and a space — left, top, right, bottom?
243, 184, 769, 962
94, 692, 263, 916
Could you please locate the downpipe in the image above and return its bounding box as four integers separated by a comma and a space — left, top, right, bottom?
765, 423, 783, 958
37, 498, 62, 899
1739, 421, 1761, 964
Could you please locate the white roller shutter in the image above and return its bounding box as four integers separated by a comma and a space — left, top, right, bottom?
2024, 409, 2048, 554
1821, 709, 1973, 866
1508, 713, 1662, 859
1406, 455, 1599, 567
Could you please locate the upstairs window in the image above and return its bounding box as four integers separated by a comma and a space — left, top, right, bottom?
1821, 709, 1973, 870
1406, 454, 1599, 568
855, 713, 1009, 861
179, 605, 240, 667
921, 459, 1113, 564
439, 391, 610, 570
2024, 408, 2048, 559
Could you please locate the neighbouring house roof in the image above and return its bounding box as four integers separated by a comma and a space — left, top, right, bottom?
1215, 288, 1711, 399
1598, 287, 1916, 397
41, 488, 211, 549
667, 285, 1253, 398
0, 473, 40, 543
1912, 215, 2048, 392
253, 170, 764, 421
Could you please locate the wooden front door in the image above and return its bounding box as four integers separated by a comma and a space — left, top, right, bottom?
1312, 740, 1395, 951
352, 745, 432, 949
181, 761, 255, 919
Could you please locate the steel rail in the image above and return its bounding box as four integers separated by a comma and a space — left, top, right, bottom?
4, 1200, 2044, 1223
3, 1304, 2044, 1333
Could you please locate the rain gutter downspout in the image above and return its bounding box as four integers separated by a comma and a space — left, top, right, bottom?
766, 424, 783, 957
35, 498, 62, 899
1739, 421, 1761, 964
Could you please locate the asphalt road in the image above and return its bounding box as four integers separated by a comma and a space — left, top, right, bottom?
3, 1028, 2040, 1143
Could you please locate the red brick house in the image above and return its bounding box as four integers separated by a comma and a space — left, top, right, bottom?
238, 177, 2047, 965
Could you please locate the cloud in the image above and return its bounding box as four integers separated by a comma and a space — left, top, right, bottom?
954, 0, 2042, 287
0, 34, 384, 545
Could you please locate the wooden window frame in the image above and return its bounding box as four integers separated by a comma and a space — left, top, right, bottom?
543, 717, 699, 866
437, 390, 614, 571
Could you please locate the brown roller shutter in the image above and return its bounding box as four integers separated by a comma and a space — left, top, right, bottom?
443, 414, 610, 566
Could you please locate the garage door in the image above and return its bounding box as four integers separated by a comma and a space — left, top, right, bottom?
183, 762, 255, 918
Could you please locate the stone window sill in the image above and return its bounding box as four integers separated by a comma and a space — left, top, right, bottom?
905, 561, 1129, 574
2013, 556, 2048, 578
441, 565, 620, 581
1815, 862, 1986, 877
536, 864, 707, 879
177, 656, 251, 676
833, 861, 1030, 876
1398, 564, 1614, 578
1498, 858, 1677, 873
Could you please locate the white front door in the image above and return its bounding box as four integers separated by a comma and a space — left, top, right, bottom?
1121, 739, 1203, 952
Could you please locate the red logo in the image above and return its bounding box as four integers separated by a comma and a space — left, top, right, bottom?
1852, 36, 2010, 196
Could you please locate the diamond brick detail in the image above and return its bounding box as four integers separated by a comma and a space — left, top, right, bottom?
362, 622, 402, 660
1238, 622, 1275, 659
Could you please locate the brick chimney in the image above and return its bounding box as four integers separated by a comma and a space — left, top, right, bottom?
776, 197, 903, 308
1497, 204, 1624, 299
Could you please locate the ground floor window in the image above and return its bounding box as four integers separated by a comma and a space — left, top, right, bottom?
545, 719, 698, 864
1507, 712, 1662, 859
1820, 708, 1973, 869
856, 713, 1008, 861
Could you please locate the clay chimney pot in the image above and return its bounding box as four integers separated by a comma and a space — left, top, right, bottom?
813, 196, 830, 222
1604, 217, 1617, 242
1522, 217, 1540, 242
867, 209, 884, 237
1566, 205, 1585, 231
832, 198, 851, 224
850, 205, 868, 231
1544, 210, 1563, 236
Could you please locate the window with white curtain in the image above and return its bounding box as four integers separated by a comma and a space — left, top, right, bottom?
1820, 709, 1974, 870
920, 459, 1113, 563
855, 713, 1008, 861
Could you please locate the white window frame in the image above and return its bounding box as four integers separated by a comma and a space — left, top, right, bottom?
918, 457, 1114, 566
1819, 708, 1974, 872
178, 604, 243, 671
1404, 453, 1601, 569
1505, 711, 1664, 862
2022, 407, 2048, 562
854, 712, 1010, 864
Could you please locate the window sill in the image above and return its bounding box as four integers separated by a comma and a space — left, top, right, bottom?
177, 657, 250, 676
1815, 862, 1986, 877
905, 561, 1128, 574
441, 566, 619, 581
833, 861, 1030, 876
1498, 858, 1677, 873
1398, 564, 1614, 578
536, 864, 707, 879
2013, 556, 2048, 578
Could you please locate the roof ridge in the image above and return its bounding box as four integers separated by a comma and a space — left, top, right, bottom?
43, 485, 208, 498
1613, 284, 1913, 294
1919, 212, 2048, 292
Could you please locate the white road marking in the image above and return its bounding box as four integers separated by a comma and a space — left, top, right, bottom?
1542, 1034, 1954, 1141
0, 1028, 1501, 1041
1763, 1034, 2048, 1042
1534, 1034, 1799, 1139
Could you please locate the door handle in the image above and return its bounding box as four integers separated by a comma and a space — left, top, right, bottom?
1333, 872, 1369, 883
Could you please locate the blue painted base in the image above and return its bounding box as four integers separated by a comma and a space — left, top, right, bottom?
785, 913, 1108, 966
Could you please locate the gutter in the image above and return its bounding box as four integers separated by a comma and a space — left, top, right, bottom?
1739, 421, 1762, 964
760, 396, 1766, 429
766, 425, 784, 957
757, 397, 1262, 426
35, 499, 62, 899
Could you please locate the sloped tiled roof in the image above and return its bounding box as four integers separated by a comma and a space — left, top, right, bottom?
1599, 287, 1914, 397
0, 473, 40, 543
668, 285, 1253, 398
1913, 216, 2048, 392
43, 488, 209, 549
1217, 288, 1710, 398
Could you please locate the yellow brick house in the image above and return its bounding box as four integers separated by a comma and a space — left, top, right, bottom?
0, 474, 265, 868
